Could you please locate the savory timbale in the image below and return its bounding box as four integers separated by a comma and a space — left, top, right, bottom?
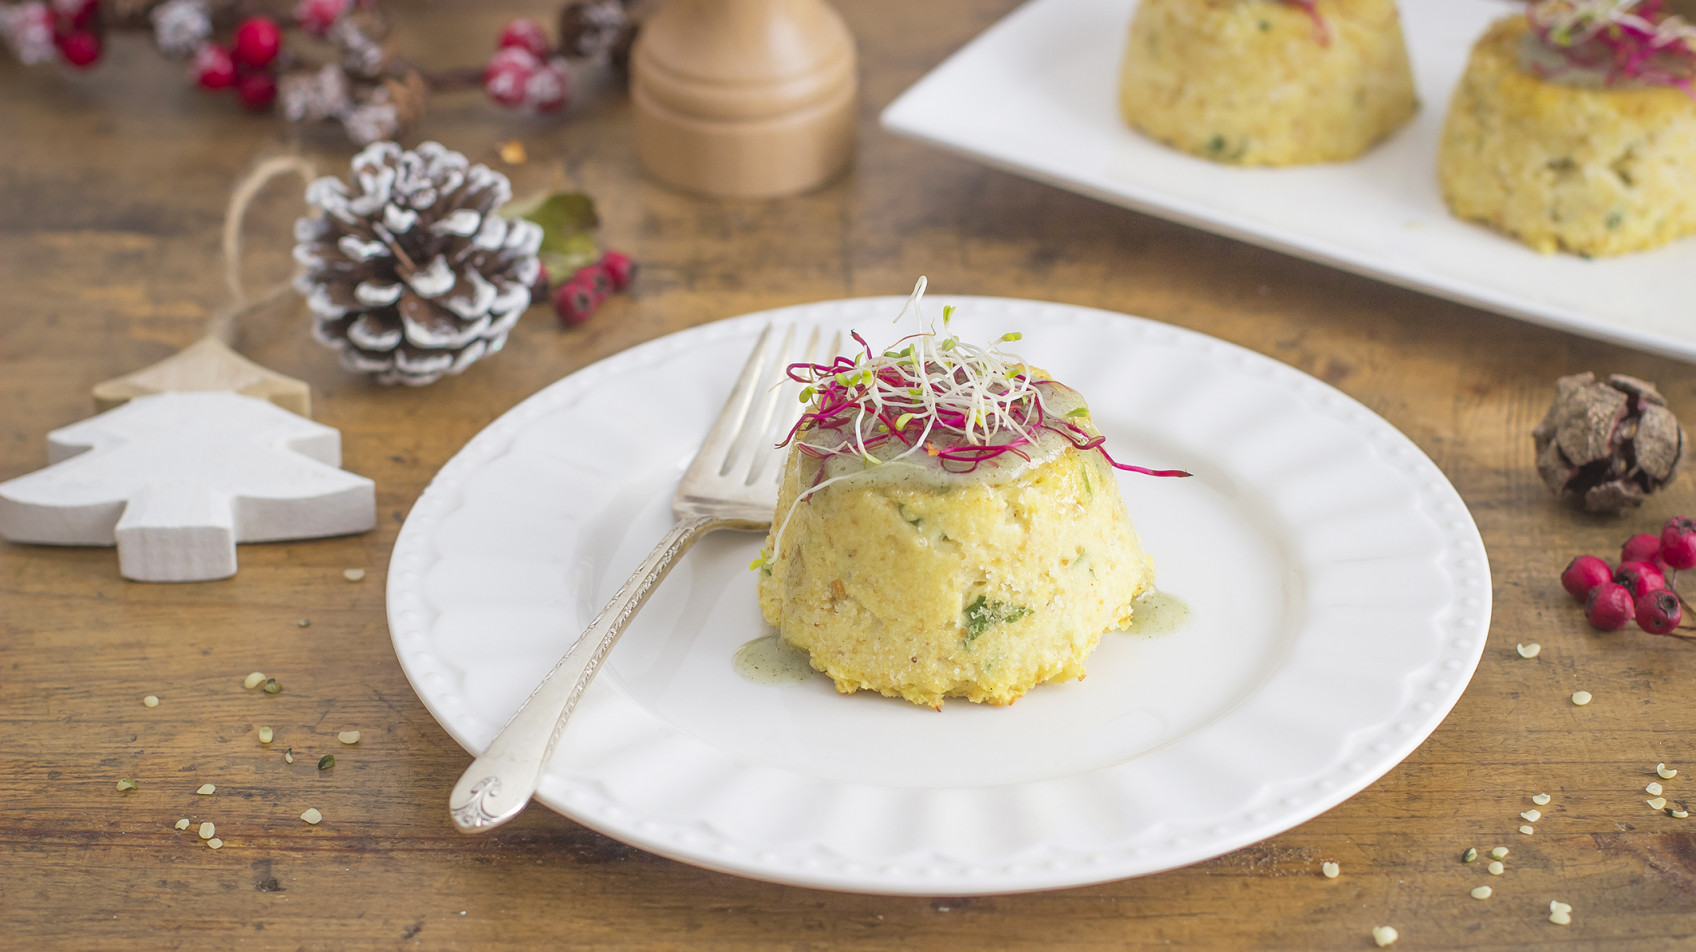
754, 281, 1186, 708
1118, 0, 1418, 166
1439, 0, 1696, 256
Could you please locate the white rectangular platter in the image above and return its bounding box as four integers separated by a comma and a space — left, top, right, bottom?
880, 0, 1696, 361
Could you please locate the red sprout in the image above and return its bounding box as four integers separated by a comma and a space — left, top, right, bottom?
1527, 0, 1696, 92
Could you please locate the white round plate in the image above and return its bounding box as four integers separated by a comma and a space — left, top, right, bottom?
388, 296, 1491, 895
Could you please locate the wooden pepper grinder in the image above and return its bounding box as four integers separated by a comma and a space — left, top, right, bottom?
631, 0, 857, 198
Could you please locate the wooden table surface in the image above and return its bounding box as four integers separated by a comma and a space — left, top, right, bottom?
5, 1, 1696, 948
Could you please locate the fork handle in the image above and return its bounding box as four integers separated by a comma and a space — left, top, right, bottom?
449, 512, 755, 833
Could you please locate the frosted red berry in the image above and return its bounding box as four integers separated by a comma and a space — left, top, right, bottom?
233, 16, 281, 68
56, 30, 102, 67
524, 56, 572, 112
573, 264, 612, 297
1615, 560, 1667, 599
193, 43, 235, 89
1662, 517, 1696, 571
1586, 582, 1635, 631
53, 0, 97, 30
236, 71, 277, 111
599, 250, 635, 291
1561, 555, 1613, 602
483, 47, 538, 109
1636, 590, 1683, 635
293, 0, 347, 38
1622, 533, 1662, 565
553, 277, 603, 328
498, 18, 551, 59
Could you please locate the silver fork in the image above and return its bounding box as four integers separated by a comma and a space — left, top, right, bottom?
449, 323, 822, 833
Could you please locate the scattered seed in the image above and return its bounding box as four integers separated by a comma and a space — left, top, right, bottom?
1658, 763, 1678, 779
258, 726, 274, 744
1520, 825, 1535, 835
1490, 847, 1509, 860
1516, 643, 1541, 658
174, 818, 190, 830
1571, 690, 1592, 706
1372, 925, 1399, 947
318, 754, 335, 770
337, 731, 360, 745
1648, 797, 1668, 810
1488, 861, 1505, 875
244, 671, 266, 689
198, 821, 214, 839
1648, 782, 1664, 796
499, 140, 527, 164
297, 618, 310, 628
1471, 885, 1493, 899
284, 748, 294, 764
207, 837, 223, 850
1549, 900, 1573, 925
343, 568, 366, 582
196, 784, 216, 796
1532, 794, 1550, 806
1672, 809, 1690, 819
1521, 809, 1541, 822
1462, 847, 1478, 863
116, 778, 137, 792
1321, 861, 1339, 878
263, 678, 282, 695
143, 695, 159, 708
300, 808, 322, 825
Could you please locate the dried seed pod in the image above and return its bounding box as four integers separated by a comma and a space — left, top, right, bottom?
1532, 372, 1686, 514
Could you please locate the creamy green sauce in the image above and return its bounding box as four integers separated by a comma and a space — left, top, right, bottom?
796, 380, 1091, 491
1125, 590, 1190, 637
733, 634, 816, 685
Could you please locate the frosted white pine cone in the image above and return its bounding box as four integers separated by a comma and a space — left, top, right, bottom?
292, 141, 542, 386
151, 0, 212, 59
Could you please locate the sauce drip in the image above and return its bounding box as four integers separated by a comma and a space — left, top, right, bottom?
733, 634, 817, 685
1125, 590, 1190, 637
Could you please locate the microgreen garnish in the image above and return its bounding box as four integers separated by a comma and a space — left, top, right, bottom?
778, 278, 1189, 481
1528, 0, 1696, 90
752, 278, 1188, 573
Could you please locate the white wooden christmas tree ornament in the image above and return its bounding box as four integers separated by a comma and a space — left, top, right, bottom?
0, 391, 375, 582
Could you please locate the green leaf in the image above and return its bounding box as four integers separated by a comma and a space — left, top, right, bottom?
516, 192, 602, 275
513, 191, 598, 232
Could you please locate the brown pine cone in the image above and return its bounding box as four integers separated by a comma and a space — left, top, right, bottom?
293, 141, 542, 386
1532, 372, 1686, 514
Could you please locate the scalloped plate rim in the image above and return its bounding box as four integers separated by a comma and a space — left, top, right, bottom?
387, 296, 1492, 894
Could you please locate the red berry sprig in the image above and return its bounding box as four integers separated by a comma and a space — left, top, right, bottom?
1562, 516, 1696, 637
549, 250, 634, 328
482, 17, 574, 113
0, 0, 640, 144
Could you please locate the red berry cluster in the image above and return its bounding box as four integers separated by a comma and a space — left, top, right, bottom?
194, 15, 283, 110
483, 18, 573, 113
4, 0, 106, 69
293, 0, 349, 38
549, 251, 634, 328
1561, 516, 1696, 636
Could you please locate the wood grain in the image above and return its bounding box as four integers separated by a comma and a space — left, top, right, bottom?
4, 1, 1696, 948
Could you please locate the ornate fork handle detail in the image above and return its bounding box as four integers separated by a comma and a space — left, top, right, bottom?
448, 512, 764, 833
